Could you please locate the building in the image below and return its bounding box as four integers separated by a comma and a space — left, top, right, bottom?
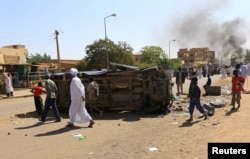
177, 47, 215, 66
0, 45, 28, 65
0, 44, 29, 80
0, 45, 29, 89
38, 59, 79, 72
133, 52, 142, 62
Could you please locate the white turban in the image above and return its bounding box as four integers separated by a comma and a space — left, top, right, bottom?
70, 68, 78, 76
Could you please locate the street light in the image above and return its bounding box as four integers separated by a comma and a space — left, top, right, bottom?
104, 13, 116, 70
168, 39, 176, 68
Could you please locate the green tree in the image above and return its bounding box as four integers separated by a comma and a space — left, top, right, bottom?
134, 61, 155, 68
27, 53, 51, 65
140, 46, 169, 68
158, 57, 170, 68
171, 58, 182, 70
244, 49, 250, 63
85, 39, 134, 70
112, 41, 134, 65
76, 59, 88, 71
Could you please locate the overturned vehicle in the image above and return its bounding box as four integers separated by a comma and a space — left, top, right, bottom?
52, 63, 174, 114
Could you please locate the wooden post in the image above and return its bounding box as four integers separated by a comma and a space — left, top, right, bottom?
55, 30, 61, 71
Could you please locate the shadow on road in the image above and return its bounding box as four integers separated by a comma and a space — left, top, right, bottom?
34, 125, 82, 137
225, 108, 239, 116
179, 120, 202, 127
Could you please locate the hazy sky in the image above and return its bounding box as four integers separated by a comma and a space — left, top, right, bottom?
0, 0, 249, 60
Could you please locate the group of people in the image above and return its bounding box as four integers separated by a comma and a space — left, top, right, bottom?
175, 61, 249, 122
182, 64, 220, 80
7, 61, 248, 125
175, 67, 211, 96
30, 68, 98, 128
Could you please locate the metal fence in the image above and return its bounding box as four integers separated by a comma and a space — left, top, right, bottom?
9, 71, 49, 88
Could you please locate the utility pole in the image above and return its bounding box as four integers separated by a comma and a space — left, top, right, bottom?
55, 30, 61, 71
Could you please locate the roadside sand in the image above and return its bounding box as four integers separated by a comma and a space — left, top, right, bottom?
1, 75, 250, 159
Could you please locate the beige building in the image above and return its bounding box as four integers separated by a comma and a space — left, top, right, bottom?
39, 59, 79, 71
177, 47, 215, 66
133, 52, 142, 62
0, 44, 28, 64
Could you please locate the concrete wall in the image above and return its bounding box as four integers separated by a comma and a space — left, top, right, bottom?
0, 45, 28, 64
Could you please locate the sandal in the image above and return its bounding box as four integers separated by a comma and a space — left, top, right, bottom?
88, 121, 95, 128
66, 123, 74, 127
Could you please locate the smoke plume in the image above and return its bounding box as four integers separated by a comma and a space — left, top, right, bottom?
166, 1, 248, 60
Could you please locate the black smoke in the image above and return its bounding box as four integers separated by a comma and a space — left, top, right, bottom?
165, 1, 248, 60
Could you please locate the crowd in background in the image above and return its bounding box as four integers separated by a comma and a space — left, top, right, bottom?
179, 63, 250, 80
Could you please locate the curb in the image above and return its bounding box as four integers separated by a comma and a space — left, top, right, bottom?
0, 94, 33, 100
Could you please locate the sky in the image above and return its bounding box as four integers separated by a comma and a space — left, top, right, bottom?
0, 0, 250, 61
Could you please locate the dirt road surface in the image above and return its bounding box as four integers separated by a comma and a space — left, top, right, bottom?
1, 75, 250, 159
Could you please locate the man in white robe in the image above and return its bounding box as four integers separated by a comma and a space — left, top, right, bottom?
240, 63, 248, 80
220, 67, 227, 79
5, 73, 14, 97
67, 68, 95, 127
239, 62, 248, 91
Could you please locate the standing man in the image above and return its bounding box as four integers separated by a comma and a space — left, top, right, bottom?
239, 62, 248, 90
203, 74, 212, 96
5, 73, 14, 97
231, 70, 245, 110
220, 66, 227, 79
175, 67, 186, 96
86, 77, 103, 117
197, 66, 203, 79
40, 74, 61, 122
67, 68, 95, 128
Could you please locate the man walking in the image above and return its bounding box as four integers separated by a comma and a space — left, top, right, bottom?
186, 77, 207, 122
67, 68, 95, 128
40, 74, 61, 122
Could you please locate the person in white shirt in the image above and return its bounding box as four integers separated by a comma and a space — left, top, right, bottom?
239, 62, 248, 80
197, 67, 203, 79
220, 67, 227, 79
86, 77, 103, 117
239, 62, 248, 90
4, 73, 14, 97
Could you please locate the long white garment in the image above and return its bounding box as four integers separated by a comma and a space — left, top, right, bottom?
197, 68, 203, 79
220, 68, 227, 79
69, 76, 92, 124
5, 76, 14, 93
240, 64, 248, 79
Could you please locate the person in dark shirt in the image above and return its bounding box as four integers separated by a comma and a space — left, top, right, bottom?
40, 74, 61, 122
186, 77, 207, 122
175, 67, 186, 96
203, 74, 211, 96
